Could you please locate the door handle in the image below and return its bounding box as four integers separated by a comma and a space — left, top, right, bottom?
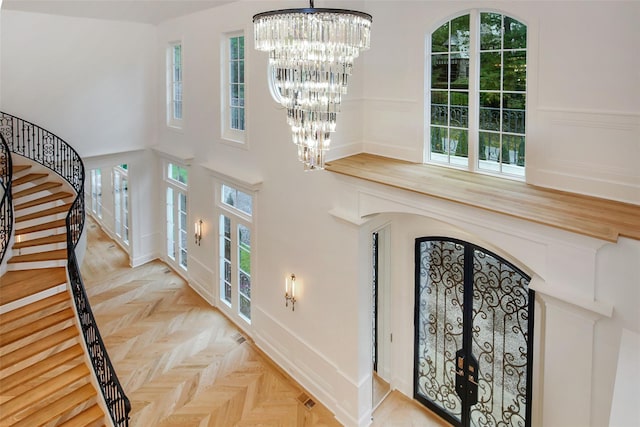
454, 349, 479, 405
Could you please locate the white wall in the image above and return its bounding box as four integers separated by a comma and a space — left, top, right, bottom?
0, 10, 157, 157
361, 1, 640, 204
1, 2, 638, 426
84, 149, 160, 268
154, 2, 367, 423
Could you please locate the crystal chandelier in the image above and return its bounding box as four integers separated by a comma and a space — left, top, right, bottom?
253, 1, 372, 170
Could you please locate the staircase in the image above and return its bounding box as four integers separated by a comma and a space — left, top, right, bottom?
0, 161, 106, 426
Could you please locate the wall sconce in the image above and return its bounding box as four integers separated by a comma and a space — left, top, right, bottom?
285, 274, 296, 311
194, 219, 203, 246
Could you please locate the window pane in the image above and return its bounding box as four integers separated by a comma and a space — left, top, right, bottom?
238, 224, 250, 273
504, 17, 527, 49
502, 134, 525, 167
430, 91, 448, 126
479, 131, 501, 171
222, 184, 236, 207
450, 15, 470, 53
479, 92, 501, 131
239, 271, 251, 298
180, 247, 188, 269
503, 50, 527, 91
230, 63, 239, 84
168, 163, 188, 185
450, 54, 469, 89
174, 45, 181, 65
239, 294, 251, 320
449, 128, 468, 159
450, 92, 468, 128
480, 52, 501, 90
236, 190, 252, 216
431, 54, 449, 89
430, 126, 447, 156
502, 93, 526, 134
223, 215, 231, 239
166, 187, 175, 259
431, 21, 449, 53
480, 13, 502, 50
220, 214, 232, 305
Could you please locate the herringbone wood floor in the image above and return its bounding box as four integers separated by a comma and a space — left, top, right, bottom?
81, 217, 445, 427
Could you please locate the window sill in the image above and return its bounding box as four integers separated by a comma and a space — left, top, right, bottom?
325, 153, 640, 243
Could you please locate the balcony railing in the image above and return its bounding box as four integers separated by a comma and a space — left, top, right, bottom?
0, 111, 131, 426
0, 134, 12, 263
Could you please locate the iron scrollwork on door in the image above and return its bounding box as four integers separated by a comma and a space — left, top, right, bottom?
414, 238, 534, 427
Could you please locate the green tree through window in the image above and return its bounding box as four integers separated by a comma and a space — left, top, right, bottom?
428, 12, 527, 177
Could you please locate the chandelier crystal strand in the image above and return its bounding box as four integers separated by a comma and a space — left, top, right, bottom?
254, 4, 371, 170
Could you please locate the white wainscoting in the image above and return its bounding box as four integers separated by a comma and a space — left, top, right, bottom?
253, 306, 366, 427
187, 255, 215, 306
529, 108, 640, 204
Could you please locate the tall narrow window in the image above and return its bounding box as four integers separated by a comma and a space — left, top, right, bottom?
478, 13, 527, 175
113, 164, 129, 245
217, 183, 253, 323
166, 163, 188, 271
222, 33, 245, 142
427, 12, 527, 178
168, 42, 183, 127
90, 168, 102, 219
429, 15, 470, 168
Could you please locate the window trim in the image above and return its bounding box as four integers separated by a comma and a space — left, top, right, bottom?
424, 10, 529, 181
167, 41, 183, 129
221, 31, 247, 145
215, 179, 256, 327
164, 160, 189, 273
90, 168, 102, 219
112, 164, 129, 246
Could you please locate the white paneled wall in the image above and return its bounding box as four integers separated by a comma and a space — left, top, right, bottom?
1, 2, 638, 426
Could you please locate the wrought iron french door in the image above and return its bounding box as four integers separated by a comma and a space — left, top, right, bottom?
414, 238, 534, 427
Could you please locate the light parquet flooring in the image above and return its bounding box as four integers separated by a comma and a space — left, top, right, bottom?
80, 219, 341, 427
81, 217, 447, 427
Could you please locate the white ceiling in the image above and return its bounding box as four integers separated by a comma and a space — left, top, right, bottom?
1, 0, 240, 25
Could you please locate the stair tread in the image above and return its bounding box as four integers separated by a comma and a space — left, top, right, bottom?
0, 384, 96, 427
0, 292, 69, 326
14, 192, 74, 211
15, 218, 66, 234
0, 267, 68, 305
1, 382, 96, 426
0, 363, 89, 421
12, 165, 31, 174
0, 307, 74, 348
15, 204, 72, 223
56, 404, 105, 427
8, 248, 67, 263
12, 181, 62, 199
13, 233, 67, 249
0, 345, 83, 395
0, 325, 77, 370
11, 173, 48, 186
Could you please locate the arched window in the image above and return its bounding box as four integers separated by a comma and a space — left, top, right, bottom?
427, 12, 527, 178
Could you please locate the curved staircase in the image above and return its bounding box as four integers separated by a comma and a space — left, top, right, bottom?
0, 161, 106, 426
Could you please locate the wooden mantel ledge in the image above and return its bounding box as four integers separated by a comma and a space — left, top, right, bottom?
325, 153, 640, 243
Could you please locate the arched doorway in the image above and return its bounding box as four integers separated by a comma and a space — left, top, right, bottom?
414, 238, 534, 426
